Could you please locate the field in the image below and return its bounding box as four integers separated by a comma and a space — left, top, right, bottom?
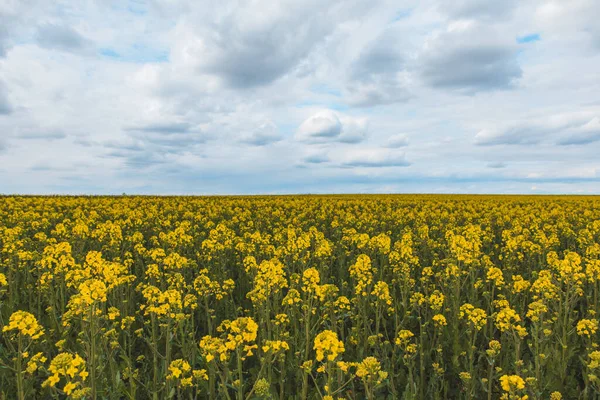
1, 195, 600, 399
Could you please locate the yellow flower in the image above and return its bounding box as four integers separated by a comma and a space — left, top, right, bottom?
349, 255, 373, 296
486, 340, 502, 358
577, 319, 598, 337
432, 314, 447, 327
167, 359, 192, 384
487, 267, 505, 287
193, 369, 209, 381
499, 374, 525, 392
356, 357, 388, 385
460, 303, 487, 331
429, 291, 445, 312
63, 381, 77, 395
395, 330, 415, 347
314, 330, 345, 362
2, 310, 44, 340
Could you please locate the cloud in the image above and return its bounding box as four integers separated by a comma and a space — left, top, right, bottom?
295, 110, 368, 144
35, 24, 93, 53
173, 0, 371, 88
419, 21, 522, 92
338, 116, 368, 143
238, 121, 282, 146
345, 28, 411, 107
0, 25, 8, 57
437, 0, 519, 20
338, 148, 411, 168
476, 112, 600, 146
385, 134, 409, 148
0, 0, 599, 194
535, 0, 600, 51
475, 125, 552, 146
0, 81, 12, 114
126, 122, 192, 134
296, 110, 342, 142
303, 151, 329, 164
12, 126, 67, 140
557, 117, 600, 145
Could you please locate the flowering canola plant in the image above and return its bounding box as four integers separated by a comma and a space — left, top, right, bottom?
1, 194, 600, 399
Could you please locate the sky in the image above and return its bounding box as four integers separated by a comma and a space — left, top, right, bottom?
0, 0, 599, 195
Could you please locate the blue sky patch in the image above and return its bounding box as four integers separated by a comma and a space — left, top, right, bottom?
517, 33, 541, 44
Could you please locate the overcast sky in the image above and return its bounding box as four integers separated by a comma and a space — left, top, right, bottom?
0, 0, 599, 194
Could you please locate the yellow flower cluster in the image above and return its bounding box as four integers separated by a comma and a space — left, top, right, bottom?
314, 330, 345, 362
525, 300, 547, 322
432, 314, 447, 328
499, 374, 525, 392
495, 306, 527, 337
2, 311, 44, 340
247, 258, 288, 305
25, 352, 47, 374
487, 267, 505, 288
459, 303, 487, 331
42, 353, 89, 398
499, 374, 528, 400
166, 359, 207, 387
349, 255, 373, 297
356, 357, 388, 385
577, 319, 598, 337
1, 195, 600, 399
428, 291, 445, 312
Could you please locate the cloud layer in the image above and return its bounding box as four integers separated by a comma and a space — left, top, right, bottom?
0, 0, 599, 194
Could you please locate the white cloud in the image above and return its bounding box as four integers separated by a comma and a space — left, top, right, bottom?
295, 110, 342, 142
295, 110, 369, 144
418, 21, 522, 92
385, 134, 409, 148
337, 148, 411, 168
0, 0, 599, 194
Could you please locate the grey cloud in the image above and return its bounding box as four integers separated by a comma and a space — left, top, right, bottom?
437, 0, 518, 20
238, 121, 281, 146
133, 132, 208, 149
0, 82, 11, 114
102, 144, 171, 169
345, 80, 411, 108
101, 140, 146, 152
557, 117, 600, 145
346, 28, 411, 107
126, 122, 192, 134
338, 116, 368, 143
419, 24, 522, 92
181, 1, 371, 88
487, 162, 507, 169
295, 110, 368, 144
385, 134, 409, 148
340, 149, 411, 168
296, 110, 342, 142
35, 24, 93, 53
476, 115, 600, 146
190, 12, 330, 88
350, 31, 404, 79
17, 130, 67, 140
303, 153, 329, 164
475, 125, 552, 146
29, 163, 72, 172
122, 152, 169, 168
0, 26, 8, 57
